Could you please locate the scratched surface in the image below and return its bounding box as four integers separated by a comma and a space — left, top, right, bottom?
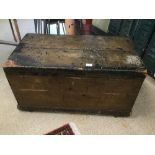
5, 33, 144, 71
3, 34, 146, 116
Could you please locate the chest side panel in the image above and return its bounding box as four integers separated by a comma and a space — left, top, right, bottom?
5, 70, 144, 115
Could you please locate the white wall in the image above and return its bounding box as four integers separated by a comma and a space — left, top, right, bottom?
0, 19, 35, 65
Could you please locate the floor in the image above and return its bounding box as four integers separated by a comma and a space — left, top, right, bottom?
0, 20, 155, 135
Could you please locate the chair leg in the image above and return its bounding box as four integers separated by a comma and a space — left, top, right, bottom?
13, 19, 21, 41
9, 19, 17, 42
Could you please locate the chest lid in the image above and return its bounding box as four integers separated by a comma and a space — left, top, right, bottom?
4, 33, 145, 71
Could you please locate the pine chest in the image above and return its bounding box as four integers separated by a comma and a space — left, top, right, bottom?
3, 34, 146, 116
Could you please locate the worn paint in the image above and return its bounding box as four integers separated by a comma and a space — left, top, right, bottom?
3, 34, 146, 116
3, 60, 19, 67
5, 34, 145, 72
125, 55, 142, 66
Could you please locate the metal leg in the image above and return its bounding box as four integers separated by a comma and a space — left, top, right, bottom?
34, 19, 38, 33
62, 22, 65, 35
38, 19, 41, 34
48, 19, 50, 34
57, 21, 60, 35
37, 19, 39, 33
45, 20, 50, 34
56, 22, 58, 35
40, 20, 42, 34
43, 20, 47, 34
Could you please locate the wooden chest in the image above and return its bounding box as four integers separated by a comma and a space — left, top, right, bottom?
3, 34, 146, 116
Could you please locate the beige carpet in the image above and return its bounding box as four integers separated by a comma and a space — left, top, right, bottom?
0, 67, 155, 134
0, 19, 155, 135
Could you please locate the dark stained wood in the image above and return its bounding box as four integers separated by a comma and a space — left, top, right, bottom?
5, 33, 144, 70
3, 34, 146, 116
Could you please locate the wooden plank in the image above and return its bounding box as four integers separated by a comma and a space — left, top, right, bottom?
4, 34, 144, 72
5, 69, 144, 116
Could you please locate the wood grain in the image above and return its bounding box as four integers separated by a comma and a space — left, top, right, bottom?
3, 34, 146, 116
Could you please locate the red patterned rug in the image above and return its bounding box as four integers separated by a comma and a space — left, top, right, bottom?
45, 123, 80, 135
